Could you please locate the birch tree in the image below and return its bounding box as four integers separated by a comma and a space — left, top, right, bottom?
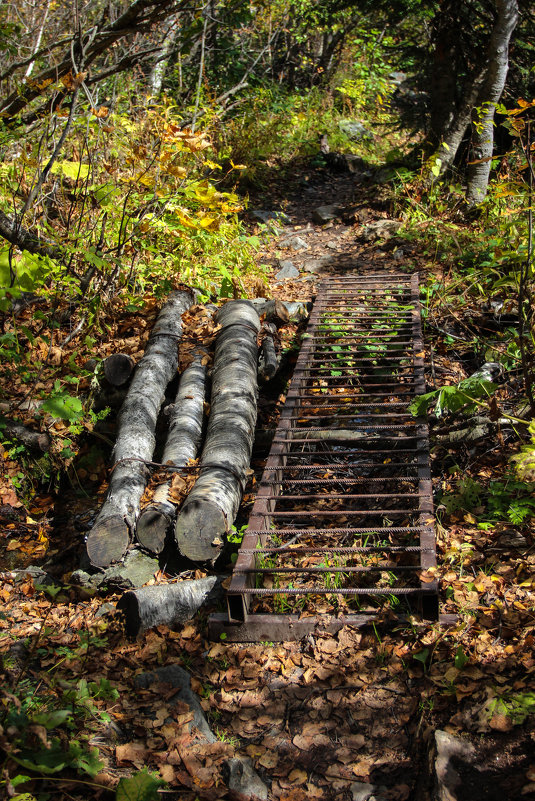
466, 0, 519, 205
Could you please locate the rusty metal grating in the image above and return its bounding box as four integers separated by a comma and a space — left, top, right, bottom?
209, 274, 439, 642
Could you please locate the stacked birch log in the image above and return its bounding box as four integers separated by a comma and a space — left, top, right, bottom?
85, 290, 301, 570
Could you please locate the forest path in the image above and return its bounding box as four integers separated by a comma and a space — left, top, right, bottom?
245, 162, 415, 310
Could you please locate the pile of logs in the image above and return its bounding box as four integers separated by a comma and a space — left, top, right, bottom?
85, 290, 303, 568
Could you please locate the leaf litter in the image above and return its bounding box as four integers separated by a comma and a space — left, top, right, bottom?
1, 170, 535, 801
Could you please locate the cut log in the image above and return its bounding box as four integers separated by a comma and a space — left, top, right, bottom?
0, 416, 50, 452
116, 576, 223, 636
103, 353, 135, 387
136, 346, 207, 554
85, 288, 196, 568
259, 322, 279, 381
257, 298, 290, 326
248, 298, 311, 325
175, 300, 260, 563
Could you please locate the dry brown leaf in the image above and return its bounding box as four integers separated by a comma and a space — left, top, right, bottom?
489, 714, 513, 732
159, 764, 176, 783
116, 742, 148, 766
288, 768, 307, 785
293, 733, 331, 749
258, 751, 279, 769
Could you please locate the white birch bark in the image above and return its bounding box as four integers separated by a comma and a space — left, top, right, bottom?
116, 576, 223, 636
85, 288, 196, 567
466, 0, 519, 205
175, 301, 260, 563
136, 346, 207, 554
147, 13, 181, 98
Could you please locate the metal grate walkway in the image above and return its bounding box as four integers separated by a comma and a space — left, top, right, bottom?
209, 274, 439, 642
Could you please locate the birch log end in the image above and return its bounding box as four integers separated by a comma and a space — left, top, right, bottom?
86, 288, 196, 568
103, 353, 135, 387
175, 301, 260, 563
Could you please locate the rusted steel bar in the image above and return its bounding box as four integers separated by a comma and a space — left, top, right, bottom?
209, 273, 438, 641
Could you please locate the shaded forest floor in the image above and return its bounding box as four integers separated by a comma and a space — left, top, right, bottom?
1, 161, 535, 801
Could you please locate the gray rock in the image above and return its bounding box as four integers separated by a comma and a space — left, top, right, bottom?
226, 757, 268, 801
275, 261, 299, 280
72, 550, 158, 593
351, 782, 376, 801
339, 119, 373, 142
326, 240, 338, 250
434, 729, 475, 801
70, 569, 100, 591
98, 550, 158, 590
313, 205, 340, 224
374, 166, 398, 185
303, 256, 331, 274
283, 301, 310, 323
135, 664, 215, 743
13, 565, 55, 586
250, 210, 291, 225
498, 530, 528, 548
388, 71, 407, 85
469, 362, 501, 383
8, 639, 29, 667
361, 219, 402, 242
278, 235, 309, 251
95, 602, 116, 618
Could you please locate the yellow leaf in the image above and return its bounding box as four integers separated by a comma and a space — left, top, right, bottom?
167, 165, 187, 178
196, 213, 219, 230
175, 208, 197, 229
288, 769, 307, 785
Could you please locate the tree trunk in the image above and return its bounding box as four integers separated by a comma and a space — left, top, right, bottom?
466, 0, 519, 206
428, 0, 460, 148
85, 288, 196, 568
175, 301, 260, 563
0, 209, 61, 259
147, 13, 180, 98
136, 346, 207, 554
116, 576, 223, 636
0, 417, 50, 452
259, 322, 279, 381
428, 0, 518, 187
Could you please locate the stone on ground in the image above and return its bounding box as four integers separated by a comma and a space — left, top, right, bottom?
339, 119, 373, 141
278, 235, 309, 251
134, 663, 216, 743
250, 210, 291, 225
226, 757, 268, 801
361, 219, 402, 241
434, 729, 475, 801
313, 204, 340, 224
275, 261, 299, 280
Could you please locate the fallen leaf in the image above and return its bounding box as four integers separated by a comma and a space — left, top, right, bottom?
489, 714, 513, 732
288, 769, 307, 785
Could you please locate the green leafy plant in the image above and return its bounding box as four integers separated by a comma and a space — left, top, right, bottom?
116, 769, 165, 801
409, 375, 497, 418
487, 691, 535, 725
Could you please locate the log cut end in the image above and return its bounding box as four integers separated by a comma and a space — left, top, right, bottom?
136, 503, 173, 554
103, 353, 135, 387
86, 516, 131, 568
175, 499, 227, 563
